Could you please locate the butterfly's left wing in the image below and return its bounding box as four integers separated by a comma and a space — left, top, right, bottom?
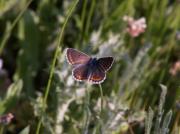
88, 67, 106, 84
72, 63, 106, 84
97, 57, 114, 72
72, 64, 89, 81
66, 48, 91, 66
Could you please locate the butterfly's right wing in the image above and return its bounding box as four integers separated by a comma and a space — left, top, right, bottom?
66, 48, 91, 66
98, 57, 114, 72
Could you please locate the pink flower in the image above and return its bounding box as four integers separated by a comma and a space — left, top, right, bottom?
123, 16, 147, 37
0, 113, 14, 125
169, 60, 180, 76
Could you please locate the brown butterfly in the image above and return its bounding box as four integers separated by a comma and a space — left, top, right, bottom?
66, 48, 114, 84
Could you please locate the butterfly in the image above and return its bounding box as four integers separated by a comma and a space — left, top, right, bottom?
66, 48, 114, 84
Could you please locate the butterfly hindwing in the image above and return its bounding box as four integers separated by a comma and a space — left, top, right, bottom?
72, 63, 106, 84
98, 57, 114, 72
66, 48, 90, 65
72, 64, 89, 81
88, 67, 106, 84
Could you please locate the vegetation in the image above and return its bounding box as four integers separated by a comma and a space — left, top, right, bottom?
0, 0, 179, 133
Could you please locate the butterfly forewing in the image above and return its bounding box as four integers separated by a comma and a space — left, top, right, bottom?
98, 57, 114, 72
88, 68, 106, 84
66, 48, 91, 65
72, 64, 89, 81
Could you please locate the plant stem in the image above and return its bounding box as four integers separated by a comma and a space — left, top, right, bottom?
0, 126, 4, 134
35, 0, 79, 133
83, 86, 90, 134
99, 84, 103, 112
98, 84, 104, 133
0, 0, 33, 55
84, 0, 95, 40
80, 0, 87, 45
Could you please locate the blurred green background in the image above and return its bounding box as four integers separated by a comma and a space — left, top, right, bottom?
0, 0, 179, 133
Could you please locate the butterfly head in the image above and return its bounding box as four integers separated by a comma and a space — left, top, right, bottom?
90, 58, 97, 64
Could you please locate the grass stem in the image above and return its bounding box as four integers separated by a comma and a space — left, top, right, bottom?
99, 84, 103, 112
83, 86, 90, 134
0, 126, 4, 134
0, 0, 33, 55
35, 0, 79, 133
84, 0, 95, 40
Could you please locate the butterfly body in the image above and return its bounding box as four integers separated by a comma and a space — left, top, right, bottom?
66, 48, 114, 84
87, 58, 99, 69
88, 58, 97, 66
